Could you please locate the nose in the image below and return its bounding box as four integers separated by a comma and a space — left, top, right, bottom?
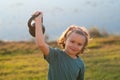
72, 43, 79, 49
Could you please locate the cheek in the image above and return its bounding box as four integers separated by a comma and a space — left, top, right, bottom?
64, 41, 69, 47
64, 40, 72, 48
78, 45, 85, 50
78, 46, 82, 50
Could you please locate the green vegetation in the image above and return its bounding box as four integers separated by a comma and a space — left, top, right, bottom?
0, 36, 120, 80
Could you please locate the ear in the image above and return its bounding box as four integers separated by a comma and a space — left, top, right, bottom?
64, 39, 66, 44
64, 38, 67, 44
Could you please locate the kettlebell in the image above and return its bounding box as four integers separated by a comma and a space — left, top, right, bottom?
27, 13, 45, 37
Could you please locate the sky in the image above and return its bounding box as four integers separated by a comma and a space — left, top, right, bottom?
0, 0, 120, 41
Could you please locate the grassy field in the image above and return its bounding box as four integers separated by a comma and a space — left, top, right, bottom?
0, 36, 120, 80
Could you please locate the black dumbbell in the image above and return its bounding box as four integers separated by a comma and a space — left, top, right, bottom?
27, 13, 45, 37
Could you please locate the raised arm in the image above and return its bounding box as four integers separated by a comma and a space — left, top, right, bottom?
34, 11, 49, 56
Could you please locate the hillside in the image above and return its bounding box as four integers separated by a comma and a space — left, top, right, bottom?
0, 36, 120, 80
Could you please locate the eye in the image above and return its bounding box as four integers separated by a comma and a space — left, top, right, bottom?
78, 43, 82, 46
70, 40, 75, 43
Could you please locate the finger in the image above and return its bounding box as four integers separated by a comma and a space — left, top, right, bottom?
32, 11, 41, 16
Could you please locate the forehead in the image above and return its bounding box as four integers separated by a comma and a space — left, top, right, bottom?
67, 32, 86, 42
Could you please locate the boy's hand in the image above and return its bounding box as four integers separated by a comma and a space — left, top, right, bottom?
33, 11, 43, 23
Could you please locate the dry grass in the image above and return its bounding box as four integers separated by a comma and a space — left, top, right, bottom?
0, 36, 120, 80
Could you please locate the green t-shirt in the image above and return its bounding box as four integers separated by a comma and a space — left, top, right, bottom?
44, 47, 85, 80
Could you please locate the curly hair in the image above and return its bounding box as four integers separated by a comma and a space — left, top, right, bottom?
57, 25, 90, 54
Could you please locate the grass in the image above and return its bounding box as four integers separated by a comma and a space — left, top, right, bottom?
0, 36, 120, 80
0, 54, 48, 80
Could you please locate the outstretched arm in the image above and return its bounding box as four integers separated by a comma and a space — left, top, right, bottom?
34, 11, 49, 56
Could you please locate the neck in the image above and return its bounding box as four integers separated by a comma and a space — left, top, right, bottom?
64, 50, 77, 59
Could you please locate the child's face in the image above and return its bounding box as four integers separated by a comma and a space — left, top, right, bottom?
64, 32, 86, 56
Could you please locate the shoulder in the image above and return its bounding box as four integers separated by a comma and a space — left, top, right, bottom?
44, 47, 63, 63
77, 57, 85, 68
49, 47, 63, 54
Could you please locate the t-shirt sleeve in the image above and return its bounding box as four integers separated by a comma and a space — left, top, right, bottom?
44, 47, 58, 64
77, 64, 85, 80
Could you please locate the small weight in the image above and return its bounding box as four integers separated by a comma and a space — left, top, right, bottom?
27, 13, 45, 37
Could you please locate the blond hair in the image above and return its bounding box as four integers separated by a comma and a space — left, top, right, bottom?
57, 25, 90, 54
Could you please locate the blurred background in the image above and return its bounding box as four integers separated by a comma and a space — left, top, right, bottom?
0, 0, 120, 41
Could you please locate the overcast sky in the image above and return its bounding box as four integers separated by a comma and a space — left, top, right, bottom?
0, 0, 120, 41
